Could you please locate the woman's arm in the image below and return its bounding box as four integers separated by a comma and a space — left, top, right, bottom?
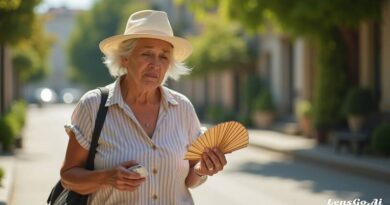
185, 160, 207, 188
185, 148, 227, 188
60, 131, 145, 195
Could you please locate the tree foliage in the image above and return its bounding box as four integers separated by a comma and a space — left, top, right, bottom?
187, 13, 252, 75
179, 0, 383, 129
177, 0, 382, 37
313, 32, 348, 128
0, 0, 21, 10
0, 0, 41, 44
12, 15, 55, 83
67, 0, 149, 87
0, 0, 53, 84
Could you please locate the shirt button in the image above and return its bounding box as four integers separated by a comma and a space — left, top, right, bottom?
152, 145, 157, 150
152, 194, 158, 200
152, 168, 158, 175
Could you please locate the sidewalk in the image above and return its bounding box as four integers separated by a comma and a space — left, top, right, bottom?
248, 129, 390, 183
0, 155, 15, 205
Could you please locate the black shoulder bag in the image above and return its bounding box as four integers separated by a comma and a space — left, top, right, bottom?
47, 87, 109, 205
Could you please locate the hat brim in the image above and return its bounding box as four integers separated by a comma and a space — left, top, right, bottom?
99, 34, 193, 62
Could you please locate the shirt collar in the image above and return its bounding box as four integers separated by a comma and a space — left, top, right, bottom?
160, 86, 178, 109
105, 77, 178, 108
105, 78, 121, 107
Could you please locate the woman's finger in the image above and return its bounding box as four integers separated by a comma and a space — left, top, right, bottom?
121, 160, 139, 168
109, 167, 146, 191
114, 177, 145, 191
123, 170, 144, 180
206, 149, 223, 171
116, 183, 138, 191
202, 151, 214, 171
212, 148, 227, 166
122, 178, 145, 187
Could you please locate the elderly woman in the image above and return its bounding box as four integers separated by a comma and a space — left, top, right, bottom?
60, 10, 227, 205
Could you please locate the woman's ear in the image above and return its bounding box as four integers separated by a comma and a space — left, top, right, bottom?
121, 56, 128, 66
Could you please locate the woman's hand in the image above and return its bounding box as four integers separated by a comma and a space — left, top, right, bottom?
104, 160, 146, 192
195, 148, 227, 176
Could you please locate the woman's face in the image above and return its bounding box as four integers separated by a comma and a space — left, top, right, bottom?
122, 38, 172, 90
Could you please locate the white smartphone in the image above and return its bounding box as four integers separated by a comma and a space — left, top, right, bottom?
128, 164, 148, 178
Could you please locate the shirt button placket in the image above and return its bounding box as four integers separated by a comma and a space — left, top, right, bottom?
151, 143, 158, 203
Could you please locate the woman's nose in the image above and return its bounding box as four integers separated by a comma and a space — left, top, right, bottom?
150, 56, 162, 68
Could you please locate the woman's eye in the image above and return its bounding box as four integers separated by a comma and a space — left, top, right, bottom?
142, 53, 151, 56
160, 56, 168, 60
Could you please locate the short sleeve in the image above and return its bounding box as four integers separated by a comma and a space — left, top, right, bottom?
65, 98, 94, 150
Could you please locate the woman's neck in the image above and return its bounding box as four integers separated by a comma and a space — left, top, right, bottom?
120, 75, 160, 105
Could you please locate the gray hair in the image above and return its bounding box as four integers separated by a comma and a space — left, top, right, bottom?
103, 39, 191, 83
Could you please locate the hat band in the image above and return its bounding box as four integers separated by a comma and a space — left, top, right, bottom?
124, 29, 173, 37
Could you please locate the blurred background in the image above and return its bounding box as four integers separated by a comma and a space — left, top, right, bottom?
0, 0, 389, 205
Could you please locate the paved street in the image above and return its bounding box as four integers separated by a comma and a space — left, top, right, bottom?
10, 104, 390, 205
11, 104, 70, 205
191, 147, 390, 205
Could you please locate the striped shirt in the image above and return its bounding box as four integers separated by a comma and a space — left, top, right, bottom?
66, 78, 203, 205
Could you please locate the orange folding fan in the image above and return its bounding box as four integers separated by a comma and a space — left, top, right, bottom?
184, 121, 249, 160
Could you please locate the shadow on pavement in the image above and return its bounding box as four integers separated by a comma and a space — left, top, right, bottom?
230, 160, 390, 202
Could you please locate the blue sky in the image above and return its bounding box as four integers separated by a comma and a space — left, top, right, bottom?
37, 0, 96, 12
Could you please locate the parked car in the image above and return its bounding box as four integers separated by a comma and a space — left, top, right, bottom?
59, 88, 83, 104
26, 87, 58, 106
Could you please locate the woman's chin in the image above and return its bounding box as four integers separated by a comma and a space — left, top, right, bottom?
142, 80, 160, 89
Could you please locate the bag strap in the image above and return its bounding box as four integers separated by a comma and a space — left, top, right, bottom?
85, 87, 109, 170
47, 87, 109, 205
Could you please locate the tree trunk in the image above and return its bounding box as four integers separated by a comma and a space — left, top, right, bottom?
0, 44, 4, 114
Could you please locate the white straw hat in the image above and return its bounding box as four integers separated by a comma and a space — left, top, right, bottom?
99, 10, 193, 62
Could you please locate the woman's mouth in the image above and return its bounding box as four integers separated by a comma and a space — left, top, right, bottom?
144, 73, 158, 79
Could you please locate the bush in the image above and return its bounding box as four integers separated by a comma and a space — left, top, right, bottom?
205, 105, 235, 123
242, 74, 262, 113
0, 100, 27, 152
12, 100, 27, 127
371, 124, 390, 155
236, 113, 252, 127
0, 167, 4, 186
253, 89, 275, 112
342, 87, 374, 116
0, 114, 18, 152
295, 100, 312, 118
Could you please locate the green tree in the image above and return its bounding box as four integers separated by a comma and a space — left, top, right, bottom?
1, 0, 52, 96
0, 0, 52, 82
67, 0, 149, 87
178, 0, 382, 129
313, 32, 348, 128
0, 0, 20, 10
0, 0, 49, 150
176, 0, 381, 36
186, 12, 258, 117
0, 0, 41, 44
187, 13, 253, 75
12, 15, 54, 84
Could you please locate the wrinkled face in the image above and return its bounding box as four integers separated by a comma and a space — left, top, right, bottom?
122, 38, 172, 90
